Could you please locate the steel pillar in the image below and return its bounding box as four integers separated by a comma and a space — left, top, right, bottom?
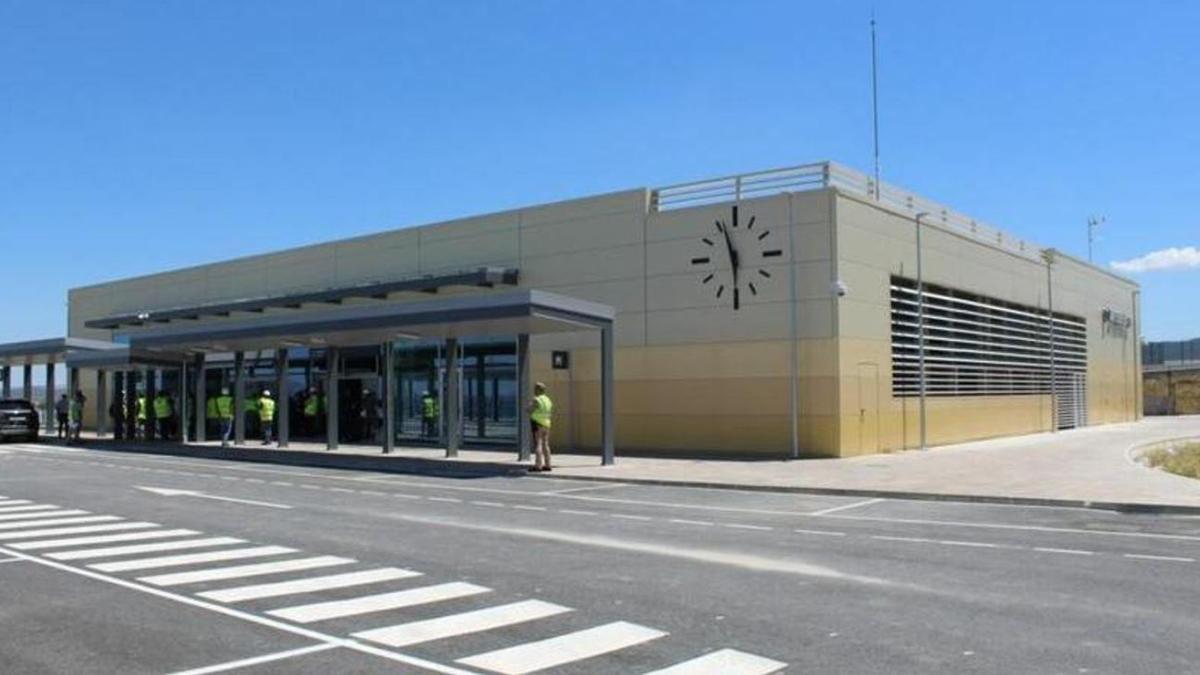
601, 323, 615, 466
45, 363, 55, 438
1, 366, 9, 398
445, 338, 460, 457
178, 361, 188, 442
96, 370, 108, 437
325, 348, 339, 451
124, 370, 137, 440
22, 364, 32, 401
233, 352, 245, 445
113, 371, 125, 440
517, 334, 531, 462
193, 354, 206, 443
276, 348, 289, 448
145, 369, 157, 441
383, 343, 395, 454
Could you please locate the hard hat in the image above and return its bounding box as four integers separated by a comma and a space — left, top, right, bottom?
221, 387, 230, 395
263, 389, 271, 396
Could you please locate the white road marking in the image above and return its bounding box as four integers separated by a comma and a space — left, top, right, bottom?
0, 522, 159, 541
512, 505, 547, 512
458, 621, 667, 674
200, 567, 421, 603
47, 537, 246, 561
0, 509, 89, 522
91, 545, 297, 572
329, 487, 355, 493
558, 509, 598, 516
0, 500, 33, 507
939, 540, 999, 549
0, 515, 118, 531
11, 529, 200, 550
136, 486, 292, 510
825, 513, 1200, 543
167, 643, 342, 675
724, 524, 772, 531
670, 519, 714, 527
0, 544, 478, 675
1122, 553, 1195, 562
872, 535, 937, 544
612, 514, 653, 521
471, 501, 505, 508
546, 483, 629, 495
268, 582, 491, 623
427, 497, 461, 503
0, 557, 23, 564
644, 648, 788, 674
0, 504, 59, 514
807, 498, 886, 517
793, 529, 847, 537
142, 555, 355, 587
354, 599, 572, 647
1034, 547, 1094, 556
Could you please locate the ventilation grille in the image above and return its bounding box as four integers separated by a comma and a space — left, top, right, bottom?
890, 276, 1087, 397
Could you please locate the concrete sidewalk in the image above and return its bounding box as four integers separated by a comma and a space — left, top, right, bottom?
46, 415, 1200, 511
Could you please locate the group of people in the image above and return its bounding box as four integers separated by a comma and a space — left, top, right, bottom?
53, 390, 87, 443
205, 387, 277, 447
107, 390, 180, 440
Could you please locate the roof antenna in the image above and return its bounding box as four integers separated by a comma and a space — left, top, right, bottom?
871, 9, 881, 201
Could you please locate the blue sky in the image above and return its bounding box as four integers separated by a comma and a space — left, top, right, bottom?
1, 0, 1197, 346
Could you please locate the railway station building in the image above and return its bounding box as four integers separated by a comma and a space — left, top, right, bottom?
0, 161, 1142, 459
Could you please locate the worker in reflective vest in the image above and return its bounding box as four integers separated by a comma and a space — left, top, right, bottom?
421, 390, 439, 438
215, 387, 235, 447
303, 388, 323, 436
136, 393, 148, 440
153, 391, 173, 440
528, 382, 553, 472
258, 389, 276, 446
206, 394, 220, 438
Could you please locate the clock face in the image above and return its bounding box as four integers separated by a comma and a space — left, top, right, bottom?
690, 204, 782, 310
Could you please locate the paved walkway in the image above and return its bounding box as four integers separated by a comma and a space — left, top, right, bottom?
57, 415, 1200, 509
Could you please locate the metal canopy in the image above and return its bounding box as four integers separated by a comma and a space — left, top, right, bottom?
0, 337, 119, 366
85, 267, 519, 330
65, 346, 190, 371
121, 289, 614, 354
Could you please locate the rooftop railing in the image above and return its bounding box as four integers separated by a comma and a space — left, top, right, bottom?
650, 161, 1041, 261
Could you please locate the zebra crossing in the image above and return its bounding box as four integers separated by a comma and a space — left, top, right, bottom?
0, 494, 787, 674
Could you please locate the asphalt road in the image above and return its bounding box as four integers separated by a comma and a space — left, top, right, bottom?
1, 442, 1198, 674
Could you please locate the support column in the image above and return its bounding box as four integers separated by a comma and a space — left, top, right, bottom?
517, 334, 531, 462
124, 370, 137, 440
325, 348, 339, 451
445, 338, 460, 458
275, 349, 289, 448
233, 352, 246, 445
601, 323, 615, 466
1, 366, 10, 399
383, 343, 395, 454
178, 362, 188, 442
193, 354, 206, 443
23, 364, 32, 401
145, 369, 157, 441
45, 363, 56, 439
96, 370, 108, 438
113, 371, 125, 440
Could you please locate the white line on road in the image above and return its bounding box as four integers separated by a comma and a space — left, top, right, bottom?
871, 535, 937, 544
200, 567, 422, 603
558, 509, 597, 516
471, 501, 505, 508
0, 504, 60, 514
545, 483, 629, 495
612, 514, 653, 521
354, 599, 572, 648
1033, 547, 1094, 556
0, 509, 89, 522
724, 524, 773, 532
10, 529, 199, 551
91, 545, 297, 573
141, 555, 355, 587
0, 557, 23, 564
457, 621, 667, 674
0, 515, 118, 531
792, 529, 847, 537
167, 643, 343, 675
669, 519, 714, 527
807, 498, 886, 517
46, 537, 245, 561
427, 497, 461, 503
268, 582, 491, 623
0, 522, 159, 541
939, 540, 1000, 549
1122, 553, 1195, 562
825, 513, 1200, 544
512, 505, 547, 512
644, 648, 788, 674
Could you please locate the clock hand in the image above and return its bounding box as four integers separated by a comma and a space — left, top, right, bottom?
718, 222, 741, 309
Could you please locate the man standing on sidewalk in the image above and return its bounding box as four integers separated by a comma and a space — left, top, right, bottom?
54, 394, 70, 440
216, 387, 235, 447
258, 389, 276, 446
528, 382, 553, 472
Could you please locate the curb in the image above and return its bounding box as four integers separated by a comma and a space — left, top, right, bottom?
531, 472, 1200, 515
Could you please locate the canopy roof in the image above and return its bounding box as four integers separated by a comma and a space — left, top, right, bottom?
0, 337, 119, 367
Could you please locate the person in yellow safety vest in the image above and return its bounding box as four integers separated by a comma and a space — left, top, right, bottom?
215, 387, 235, 447
258, 389, 276, 446
153, 391, 173, 441
528, 382, 554, 472
303, 388, 323, 436
136, 392, 148, 440
421, 390, 438, 438
206, 394, 220, 438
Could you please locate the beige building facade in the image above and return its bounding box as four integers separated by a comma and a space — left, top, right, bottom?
59, 162, 1141, 458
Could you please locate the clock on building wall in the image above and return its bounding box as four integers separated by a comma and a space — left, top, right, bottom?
690, 204, 783, 310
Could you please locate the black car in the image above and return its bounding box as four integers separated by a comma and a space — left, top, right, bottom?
0, 399, 39, 442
